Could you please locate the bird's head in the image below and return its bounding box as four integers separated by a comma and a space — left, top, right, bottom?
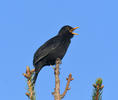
58, 25, 79, 38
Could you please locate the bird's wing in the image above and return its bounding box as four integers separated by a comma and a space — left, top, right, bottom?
33, 36, 61, 65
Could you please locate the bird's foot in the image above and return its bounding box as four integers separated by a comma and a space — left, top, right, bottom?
56, 58, 62, 64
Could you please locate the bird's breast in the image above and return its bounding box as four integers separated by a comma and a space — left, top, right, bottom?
46, 39, 70, 65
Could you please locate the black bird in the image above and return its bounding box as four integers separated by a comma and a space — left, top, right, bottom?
33, 25, 79, 84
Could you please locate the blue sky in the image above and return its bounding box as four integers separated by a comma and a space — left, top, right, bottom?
0, 0, 118, 100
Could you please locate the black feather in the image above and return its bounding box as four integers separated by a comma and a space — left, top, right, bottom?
33, 25, 77, 84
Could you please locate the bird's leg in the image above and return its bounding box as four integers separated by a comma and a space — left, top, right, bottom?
56, 58, 62, 70
50, 64, 55, 70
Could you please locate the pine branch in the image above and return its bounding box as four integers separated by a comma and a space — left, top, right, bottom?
61, 74, 74, 99
23, 59, 73, 100
92, 78, 104, 100
53, 58, 61, 100
23, 66, 36, 100
52, 58, 74, 100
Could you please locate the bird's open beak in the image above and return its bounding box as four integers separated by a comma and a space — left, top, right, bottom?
70, 27, 79, 35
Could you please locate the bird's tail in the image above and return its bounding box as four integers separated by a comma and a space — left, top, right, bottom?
32, 64, 43, 85
32, 72, 38, 84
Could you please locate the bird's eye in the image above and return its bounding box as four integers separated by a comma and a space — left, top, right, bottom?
67, 27, 71, 32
